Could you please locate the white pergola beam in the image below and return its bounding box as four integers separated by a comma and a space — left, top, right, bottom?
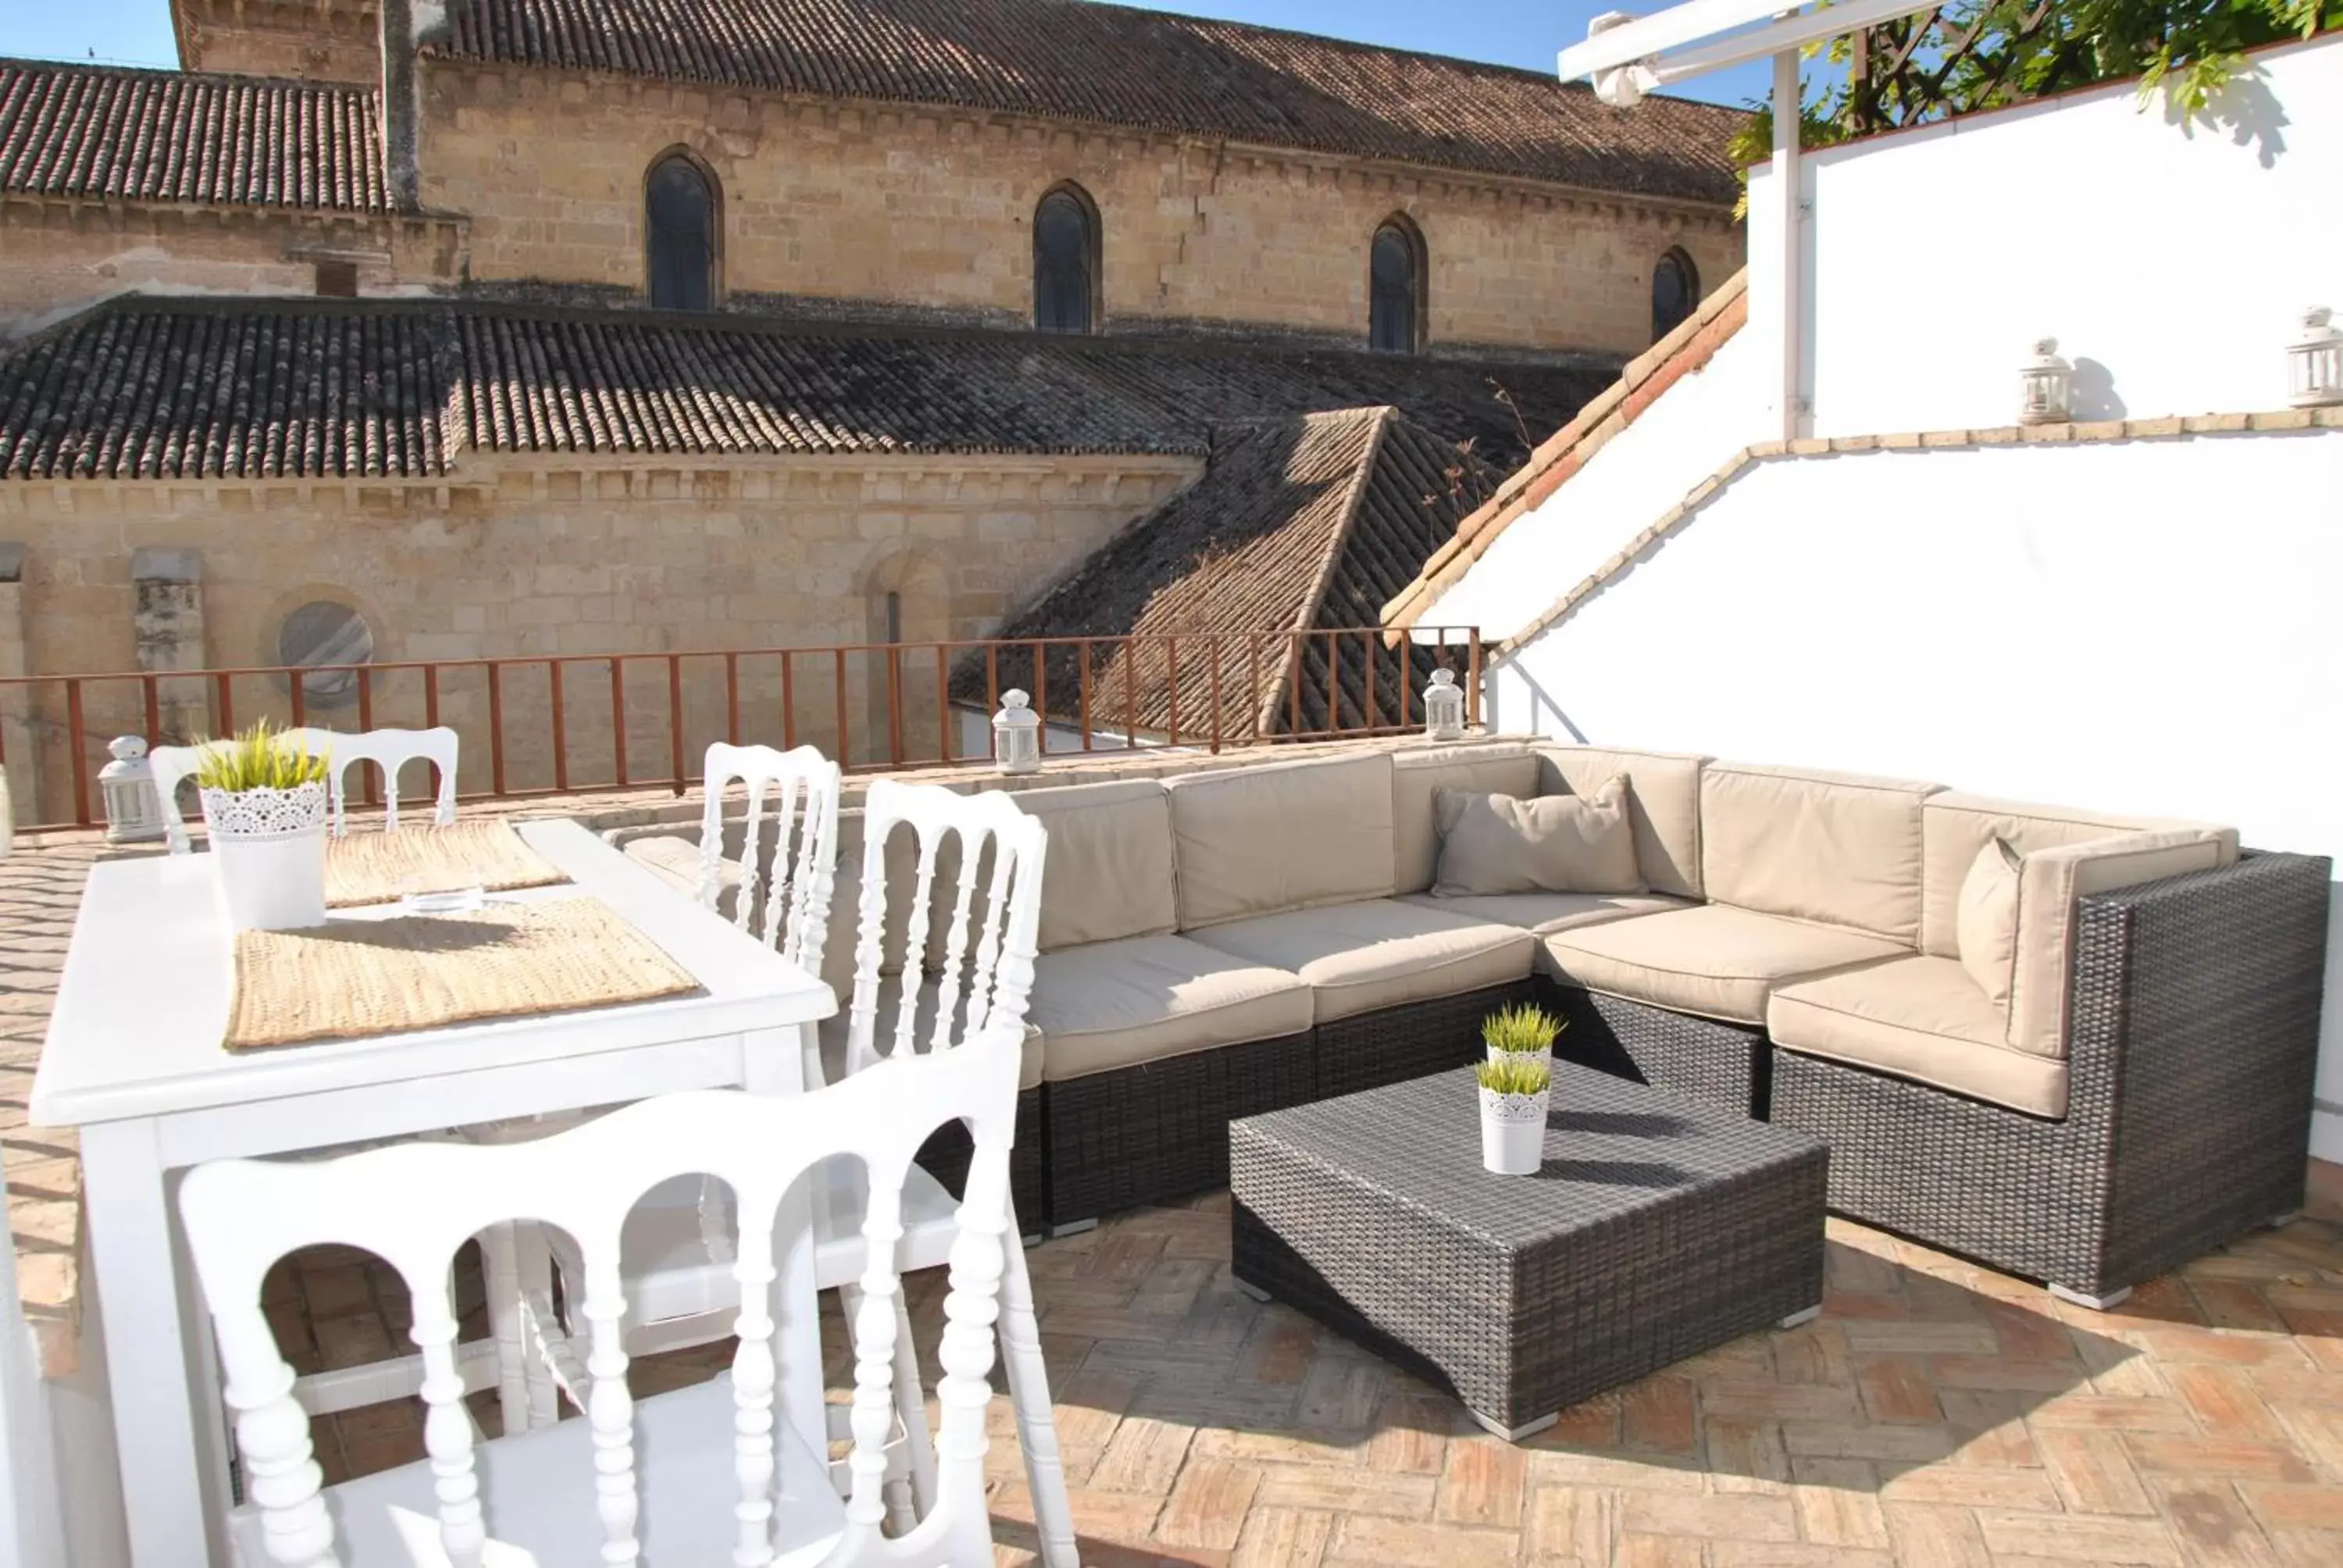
1558, 0, 1938, 86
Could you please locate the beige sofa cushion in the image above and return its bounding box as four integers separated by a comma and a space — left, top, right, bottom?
1700, 761, 1943, 942
1955, 839, 2021, 1012
1542, 903, 1908, 1026
1770, 957, 2068, 1118
1186, 899, 1536, 1024
1008, 779, 1177, 952
2006, 830, 2234, 1060
1399, 890, 1693, 935
1918, 790, 2239, 957
1164, 752, 1396, 929
1032, 934, 1314, 1082
1535, 745, 1710, 900
1391, 743, 1540, 895
818, 979, 1045, 1092
1432, 780, 1646, 898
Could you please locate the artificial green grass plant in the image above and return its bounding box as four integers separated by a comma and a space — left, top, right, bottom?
1482, 1000, 1563, 1055
194, 719, 330, 793
1475, 1053, 1552, 1097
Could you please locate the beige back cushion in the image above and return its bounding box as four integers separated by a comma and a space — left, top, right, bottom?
1699, 762, 1944, 942
1919, 791, 2241, 957
1955, 839, 2022, 1012
2005, 829, 2236, 1060
1164, 751, 1396, 929
1391, 743, 1539, 894
1432, 781, 1646, 897
1535, 746, 1710, 900
1009, 779, 1178, 952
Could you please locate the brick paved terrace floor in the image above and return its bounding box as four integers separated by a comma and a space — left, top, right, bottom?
8, 821, 2343, 1566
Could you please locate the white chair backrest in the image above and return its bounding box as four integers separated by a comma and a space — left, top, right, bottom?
148, 741, 220, 855
844, 780, 1047, 1083
178, 1025, 1026, 1568
314, 726, 458, 836
148, 727, 452, 850
697, 743, 842, 975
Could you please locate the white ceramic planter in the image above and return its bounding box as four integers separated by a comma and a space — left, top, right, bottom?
1479, 1085, 1550, 1176
1486, 1043, 1553, 1074
200, 780, 330, 931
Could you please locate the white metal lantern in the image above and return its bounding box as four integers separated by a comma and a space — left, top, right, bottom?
98, 734, 168, 844
993, 688, 1042, 775
1424, 667, 1467, 742
2019, 337, 2073, 425
2287, 306, 2343, 408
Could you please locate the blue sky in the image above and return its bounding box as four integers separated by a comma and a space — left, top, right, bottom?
0, 0, 1771, 109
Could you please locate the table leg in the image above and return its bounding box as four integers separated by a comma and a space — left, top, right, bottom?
80, 1118, 225, 1568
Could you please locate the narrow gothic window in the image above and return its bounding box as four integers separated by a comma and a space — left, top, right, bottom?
1653, 248, 1698, 342
1033, 187, 1096, 334
647, 155, 716, 311
1369, 220, 1421, 355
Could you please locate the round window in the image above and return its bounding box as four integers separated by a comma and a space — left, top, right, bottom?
278, 600, 374, 707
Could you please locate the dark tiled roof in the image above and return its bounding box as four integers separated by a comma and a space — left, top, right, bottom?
0, 59, 388, 212
433, 0, 1743, 203
0, 296, 1612, 480
956, 408, 1500, 738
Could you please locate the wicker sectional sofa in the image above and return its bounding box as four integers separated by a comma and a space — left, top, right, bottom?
632, 737, 2329, 1307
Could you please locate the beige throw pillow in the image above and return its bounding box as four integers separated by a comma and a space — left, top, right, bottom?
1956, 837, 2022, 1013
1432, 777, 1646, 897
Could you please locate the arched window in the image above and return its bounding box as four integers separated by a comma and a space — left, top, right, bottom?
1369, 218, 1424, 355
1033, 186, 1097, 334
646, 154, 717, 311
1652, 248, 1699, 343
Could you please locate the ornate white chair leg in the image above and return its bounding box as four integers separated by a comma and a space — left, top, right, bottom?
890, 1292, 940, 1519
480, 1221, 533, 1437
997, 1204, 1078, 1568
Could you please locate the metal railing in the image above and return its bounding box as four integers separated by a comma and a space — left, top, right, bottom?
0, 626, 1481, 832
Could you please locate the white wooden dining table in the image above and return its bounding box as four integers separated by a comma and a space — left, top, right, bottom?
28, 817, 838, 1568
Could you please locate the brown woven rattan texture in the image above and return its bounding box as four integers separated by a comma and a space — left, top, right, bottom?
1043, 1031, 1315, 1222
911, 1086, 1045, 1229
1231, 1064, 1828, 1435
1767, 851, 2330, 1298
1314, 980, 1535, 1099
1535, 978, 1769, 1117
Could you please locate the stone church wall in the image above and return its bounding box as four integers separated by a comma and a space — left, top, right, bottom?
0, 454, 1196, 821
419, 63, 1743, 359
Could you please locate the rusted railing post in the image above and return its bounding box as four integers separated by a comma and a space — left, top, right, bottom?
549, 660, 570, 794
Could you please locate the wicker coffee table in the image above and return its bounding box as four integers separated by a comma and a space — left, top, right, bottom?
1230, 1062, 1829, 1439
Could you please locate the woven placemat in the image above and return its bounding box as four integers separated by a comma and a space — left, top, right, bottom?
226, 898, 700, 1050
325, 819, 568, 908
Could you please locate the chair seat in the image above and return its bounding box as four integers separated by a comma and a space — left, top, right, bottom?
1184, 898, 1535, 1024
1540, 903, 1907, 1026
818, 979, 1044, 1092
1396, 889, 1695, 935
1031, 932, 1313, 1082
1768, 954, 2069, 1118
230, 1374, 842, 1568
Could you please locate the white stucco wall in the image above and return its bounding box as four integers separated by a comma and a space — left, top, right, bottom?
1485, 431, 2343, 1160
1414, 327, 1771, 642
1799, 34, 2343, 435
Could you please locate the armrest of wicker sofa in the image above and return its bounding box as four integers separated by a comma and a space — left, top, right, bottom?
2066, 848, 2331, 1289
1771, 848, 2329, 1299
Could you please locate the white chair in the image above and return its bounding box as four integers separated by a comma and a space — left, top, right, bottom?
316, 725, 459, 836
515, 777, 1078, 1565
179, 1025, 1027, 1568
696, 742, 843, 966
150, 726, 456, 852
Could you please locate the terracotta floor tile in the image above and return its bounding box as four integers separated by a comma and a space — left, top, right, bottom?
2037, 1427, 2155, 1516
1435, 1436, 1528, 1528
